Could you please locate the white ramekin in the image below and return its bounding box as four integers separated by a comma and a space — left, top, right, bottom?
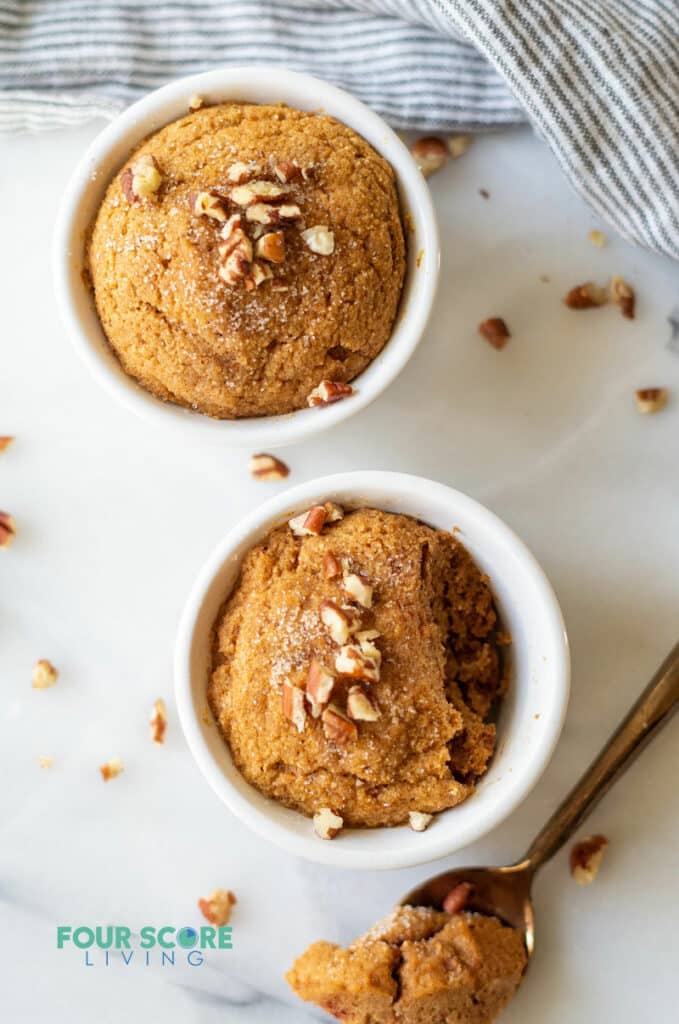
52, 67, 439, 447
175, 472, 570, 870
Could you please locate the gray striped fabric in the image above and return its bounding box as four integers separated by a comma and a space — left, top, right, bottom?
1, 0, 678, 259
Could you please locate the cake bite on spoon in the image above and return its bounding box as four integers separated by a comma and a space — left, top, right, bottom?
287, 640, 679, 1022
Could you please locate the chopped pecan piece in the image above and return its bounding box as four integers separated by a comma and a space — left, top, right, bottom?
319, 599, 358, 644
588, 229, 606, 247
190, 190, 227, 222
324, 502, 345, 523
357, 635, 381, 668
305, 659, 337, 713
307, 380, 354, 407
313, 807, 343, 840
219, 250, 252, 286
447, 134, 473, 160
248, 453, 289, 480
150, 698, 167, 744
121, 154, 162, 202
246, 202, 301, 225
610, 275, 635, 319
443, 881, 474, 913
217, 214, 253, 285
288, 505, 328, 537
32, 658, 58, 689
255, 230, 285, 264
282, 680, 307, 733
408, 811, 434, 833
563, 282, 608, 309
273, 159, 304, 184
322, 551, 341, 579
225, 161, 260, 185
250, 261, 273, 287
219, 213, 247, 250
100, 757, 124, 782
356, 629, 380, 643
478, 317, 510, 350
342, 571, 373, 609
346, 685, 380, 722
231, 180, 288, 206
0, 510, 16, 549
411, 136, 448, 177
198, 889, 236, 926
570, 834, 609, 884
335, 643, 380, 684
635, 387, 668, 414
322, 704, 358, 744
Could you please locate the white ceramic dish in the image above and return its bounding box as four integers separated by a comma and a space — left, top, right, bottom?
52, 67, 439, 448
175, 471, 570, 870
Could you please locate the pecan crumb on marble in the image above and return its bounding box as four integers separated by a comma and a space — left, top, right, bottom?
447, 134, 473, 159
635, 387, 669, 414
0, 510, 16, 549
610, 275, 636, 319
32, 658, 58, 689
563, 282, 608, 309
301, 225, 335, 255
411, 136, 448, 177
249, 453, 290, 480
478, 317, 510, 349
100, 757, 124, 782
570, 834, 609, 884
198, 889, 237, 926
150, 698, 168, 744
588, 229, 606, 247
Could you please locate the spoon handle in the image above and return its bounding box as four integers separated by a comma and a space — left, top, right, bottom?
523, 639, 679, 872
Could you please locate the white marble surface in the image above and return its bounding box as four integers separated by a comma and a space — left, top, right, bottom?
1, 121, 678, 1024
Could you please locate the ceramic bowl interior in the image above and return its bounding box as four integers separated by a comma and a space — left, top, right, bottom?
175, 472, 570, 870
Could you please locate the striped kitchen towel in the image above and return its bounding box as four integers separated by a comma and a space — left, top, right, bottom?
1, 0, 678, 260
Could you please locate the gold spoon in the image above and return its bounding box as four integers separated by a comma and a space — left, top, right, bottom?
402, 640, 679, 959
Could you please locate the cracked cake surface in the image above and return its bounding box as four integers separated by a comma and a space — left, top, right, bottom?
207, 507, 507, 828
87, 102, 406, 418
286, 904, 527, 1023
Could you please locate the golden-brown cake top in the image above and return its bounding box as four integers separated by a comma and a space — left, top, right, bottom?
87, 102, 406, 418
208, 507, 506, 828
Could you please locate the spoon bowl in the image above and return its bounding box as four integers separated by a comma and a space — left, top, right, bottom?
402, 862, 535, 957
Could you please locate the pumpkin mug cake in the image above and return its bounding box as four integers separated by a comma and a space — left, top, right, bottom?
208, 503, 509, 835
86, 102, 406, 418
